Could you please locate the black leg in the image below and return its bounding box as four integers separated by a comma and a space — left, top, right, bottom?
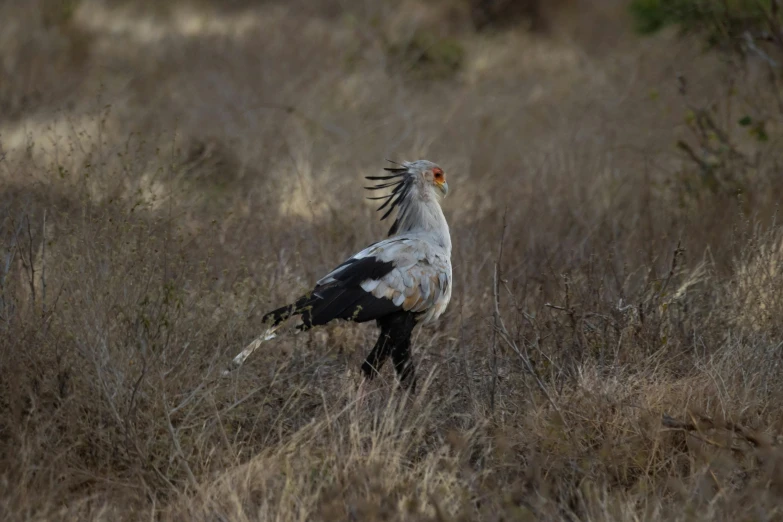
389, 312, 418, 392
361, 311, 418, 392
391, 336, 417, 393
361, 324, 393, 379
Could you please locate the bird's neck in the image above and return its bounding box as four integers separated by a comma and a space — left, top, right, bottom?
396, 197, 452, 252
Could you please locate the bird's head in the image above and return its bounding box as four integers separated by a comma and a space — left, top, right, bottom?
364, 160, 449, 235
365, 158, 448, 206
408, 159, 449, 198
365, 159, 449, 235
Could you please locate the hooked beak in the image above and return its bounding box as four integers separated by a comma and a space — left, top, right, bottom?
438, 181, 449, 197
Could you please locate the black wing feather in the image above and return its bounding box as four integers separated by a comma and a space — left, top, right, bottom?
262, 256, 402, 328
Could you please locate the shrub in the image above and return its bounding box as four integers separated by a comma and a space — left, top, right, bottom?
630, 0, 775, 43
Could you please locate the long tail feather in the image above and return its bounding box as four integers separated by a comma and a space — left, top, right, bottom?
223, 324, 283, 375
223, 297, 312, 375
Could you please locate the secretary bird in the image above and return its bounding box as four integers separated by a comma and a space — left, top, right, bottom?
227, 160, 452, 392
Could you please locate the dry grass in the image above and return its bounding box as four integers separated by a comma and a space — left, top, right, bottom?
2, 0, 783, 520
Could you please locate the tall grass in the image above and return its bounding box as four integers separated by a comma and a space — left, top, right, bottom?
1, 0, 783, 520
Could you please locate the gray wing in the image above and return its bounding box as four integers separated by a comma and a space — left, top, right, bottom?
316, 236, 451, 320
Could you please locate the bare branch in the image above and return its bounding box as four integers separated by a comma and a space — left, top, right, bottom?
489, 208, 508, 412
491, 224, 565, 423
161, 387, 200, 491
41, 209, 47, 321
25, 214, 35, 309
662, 412, 771, 450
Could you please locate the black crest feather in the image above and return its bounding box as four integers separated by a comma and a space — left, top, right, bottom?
364, 161, 413, 236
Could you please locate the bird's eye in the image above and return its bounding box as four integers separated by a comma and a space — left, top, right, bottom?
433, 168, 444, 179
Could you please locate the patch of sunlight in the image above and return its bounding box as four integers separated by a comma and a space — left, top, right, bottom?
0, 113, 103, 170
276, 153, 335, 222
732, 236, 783, 332
136, 172, 170, 210
0, 112, 171, 210
73, 0, 287, 45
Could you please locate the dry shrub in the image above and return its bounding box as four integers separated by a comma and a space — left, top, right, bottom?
728, 229, 783, 335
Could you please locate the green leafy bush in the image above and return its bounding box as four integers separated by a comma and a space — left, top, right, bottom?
631, 0, 783, 208
630, 0, 775, 45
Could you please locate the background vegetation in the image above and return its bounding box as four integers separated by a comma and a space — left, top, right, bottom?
2, 0, 783, 520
